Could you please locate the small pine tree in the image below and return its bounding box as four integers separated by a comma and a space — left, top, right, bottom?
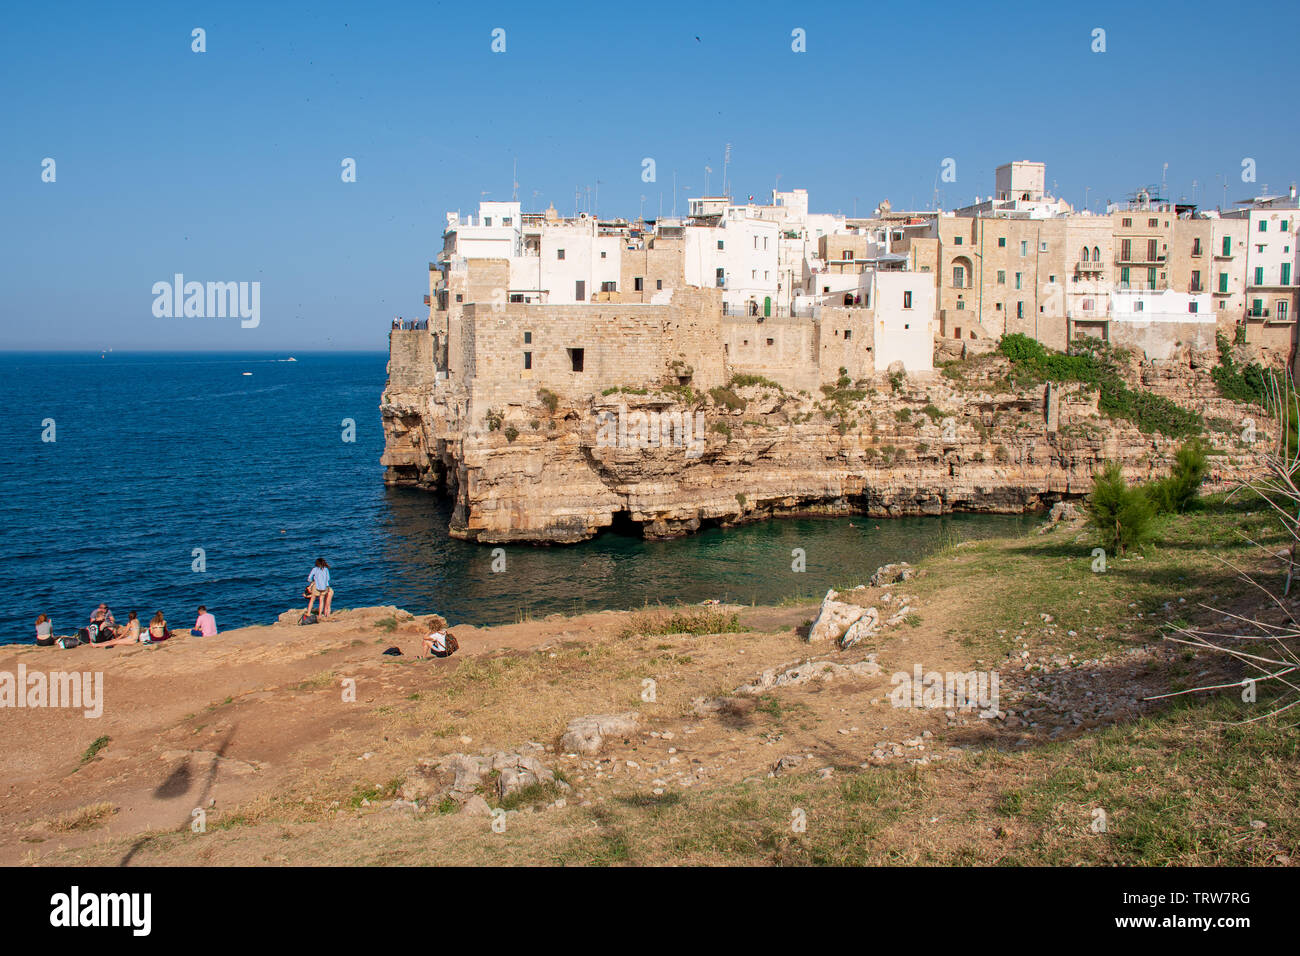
1147, 438, 1208, 514
1087, 462, 1155, 556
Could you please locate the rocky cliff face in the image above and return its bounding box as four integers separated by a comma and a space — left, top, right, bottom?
380, 346, 1263, 544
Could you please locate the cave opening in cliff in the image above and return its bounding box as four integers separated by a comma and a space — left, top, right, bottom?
607, 510, 642, 538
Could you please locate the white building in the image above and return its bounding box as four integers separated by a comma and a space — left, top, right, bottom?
1109, 289, 1216, 360
873, 272, 935, 372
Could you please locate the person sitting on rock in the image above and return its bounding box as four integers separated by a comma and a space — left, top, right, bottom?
191, 605, 217, 637
422, 615, 452, 659
94, 611, 141, 647
146, 611, 171, 643
34, 614, 54, 647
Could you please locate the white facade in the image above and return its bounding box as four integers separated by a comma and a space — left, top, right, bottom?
1243, 206, 1298, 322
683, 213, 779, 313
873, 272, 935, 372
1109, 289, 1216, 360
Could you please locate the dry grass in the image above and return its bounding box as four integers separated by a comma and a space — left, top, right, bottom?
43, 802, 116, 833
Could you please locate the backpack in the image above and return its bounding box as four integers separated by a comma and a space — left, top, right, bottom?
444, 632, 459, 655
299, 613, 318, 626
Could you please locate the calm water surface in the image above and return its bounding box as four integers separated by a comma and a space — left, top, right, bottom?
0, 352, 1034, 642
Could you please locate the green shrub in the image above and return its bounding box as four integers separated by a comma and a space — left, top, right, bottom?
1209, 333, 1267, 405
537, 388, 559, 413
1146, 438, 1208, 514
709, 387, 745, 411
895, 407, 911, 422
503, 425, 519, 443
1086, 462, 1156, 556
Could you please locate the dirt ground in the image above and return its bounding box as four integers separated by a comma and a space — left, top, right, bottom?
3, 509, 1295, 866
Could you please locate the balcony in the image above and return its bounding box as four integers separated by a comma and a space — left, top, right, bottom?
1248, 308, 1271, 319
1075, 259, 1105, 274
1115, 253, 1166, 265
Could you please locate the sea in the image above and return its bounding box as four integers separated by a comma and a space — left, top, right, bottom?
0, 351, 1035, 643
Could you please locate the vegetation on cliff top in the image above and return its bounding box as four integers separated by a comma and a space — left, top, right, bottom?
1210, 332, 1268, 405
998, 333, 1202, 439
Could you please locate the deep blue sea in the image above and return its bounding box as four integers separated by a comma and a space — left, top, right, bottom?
0, 352, 1034, 643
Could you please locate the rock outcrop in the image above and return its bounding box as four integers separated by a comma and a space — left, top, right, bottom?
381, 346, 1264, 544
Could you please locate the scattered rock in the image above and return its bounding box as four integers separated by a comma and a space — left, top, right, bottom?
558, 713, 640, 755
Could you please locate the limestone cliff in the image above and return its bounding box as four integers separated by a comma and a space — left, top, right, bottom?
380, 341, 1266, 544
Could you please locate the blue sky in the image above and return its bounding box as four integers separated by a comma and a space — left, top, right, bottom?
2, 0, 1296, 351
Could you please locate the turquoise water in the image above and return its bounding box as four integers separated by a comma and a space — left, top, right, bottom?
1, 352, 1035, 642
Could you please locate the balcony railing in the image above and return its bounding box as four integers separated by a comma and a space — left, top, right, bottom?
1115, 253, 1166, 265
1075, 259, 1105, 273
1248, 308, 1271, 319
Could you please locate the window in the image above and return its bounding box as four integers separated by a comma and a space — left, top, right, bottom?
1252, 298, 1264, 316
751, 270, 757, 280
842, 250, 852, 260
600, 281, 616, 293
953, 265, 966, 287
766, 338, 774, 345
1255, 267, 1265, 285
1147, 268, 1157, 287
483, 217, 492, 226
717, 240, 724, 250
716, 268, 725, 287
523, 331, 532, 344
1147, 238, 1159, 261
1259, 220, 1267, 232
1014, 272, 1022, 290
1016, 301, 1024, 319
998, 237, 1007, 247
1148, 218, 1158, 228
1219, 272, 1229, 293
1093, 246, 1100, 261
455, 293, 464, 302
557, 248, 565, 260
954, 235, 964, 245
503, 217, 512, 226
903, 291, 913, 309
1040, 241, 1048, 252
1122, 218, 1132, 227
656, 279, 663, 290
523, 351, 532, 369
1082, 298, 1094, 311
1134, 300, 1144, 312
1222, 235, 1232, 255
1279, 300, 1290, 321
634, 277, 644, 291
844, 329, 852, 340
996, 302, 1003, 311
1282, 220, 1290, 232
954, 326, 962, 337
1121, 239, 1132, 260
1192, 237, 1202, 256
1191, 270, 1201, 292
997, 270, 1006, 284
1188, 301, 1198, 314
754, 237, 758, 249
600, 251, 607, 259
567, 348, 584, 372
956, 300, 965, 310
1020, 240, 1028, 256
1120, 267, 1130, 287
575, 280, 585, 299
1081, 246, 1089, 262
1283, 263, 1292, 285
509, 293, 524, 303
1049, 275, 1056, 283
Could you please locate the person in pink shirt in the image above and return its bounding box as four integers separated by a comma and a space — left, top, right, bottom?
191, 605, 218, 637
